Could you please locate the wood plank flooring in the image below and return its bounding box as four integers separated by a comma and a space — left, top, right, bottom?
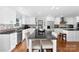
57, 39, 79, 52
12, 38, 79, 52
12, 40, 27, 52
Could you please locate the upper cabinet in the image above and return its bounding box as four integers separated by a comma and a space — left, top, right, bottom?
0, 7, 16, 24
76, 16, 79, 22
22, 16, 35, 25
54, 17, 61, 24
46, 16, 54, 21
22, 16, 25, 24
16, 12, 23, 27
65, 17, 75, 24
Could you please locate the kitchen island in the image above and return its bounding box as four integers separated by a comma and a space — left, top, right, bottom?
28, 30, 57, 52
54, 28, 79, 42
63, 29, 79, 42
0, 28, 24, 52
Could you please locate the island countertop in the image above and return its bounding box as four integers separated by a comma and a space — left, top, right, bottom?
63, 28, 79, 31
28, 30, 57, 40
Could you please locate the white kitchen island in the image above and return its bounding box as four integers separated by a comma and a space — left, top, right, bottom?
63, 29, 79, 42
0, 31, 17, 52
28, 30, 57, 52
54, 28, 79, 42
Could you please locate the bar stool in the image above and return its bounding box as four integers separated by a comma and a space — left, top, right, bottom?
25, 32, 41, 52
41, 40, 53, 52
62, 33, 67, 43
32, 40, 41, 52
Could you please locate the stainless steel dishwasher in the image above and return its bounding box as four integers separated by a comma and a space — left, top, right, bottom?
17, 30, 22, 44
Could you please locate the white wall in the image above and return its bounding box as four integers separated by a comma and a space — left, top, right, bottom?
0, 7, 16, 24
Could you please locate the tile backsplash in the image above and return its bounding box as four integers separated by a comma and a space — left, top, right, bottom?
0, 24, 14, 30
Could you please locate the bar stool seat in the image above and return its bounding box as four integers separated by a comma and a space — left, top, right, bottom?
32, 40, 41, 52
25, 32, 41, 52
41, 40, 53, 52
62, 33, 66, 43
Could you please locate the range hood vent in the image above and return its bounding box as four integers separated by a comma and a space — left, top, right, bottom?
60, 17, 66, 24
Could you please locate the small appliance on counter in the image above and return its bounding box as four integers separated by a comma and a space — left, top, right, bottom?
68, 24, 74, 28
47, 26, 50, 29
77, 22, 79, 30
24, 25, 30, 29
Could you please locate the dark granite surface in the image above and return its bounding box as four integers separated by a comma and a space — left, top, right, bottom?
28, 31, 57, 40
64, 29, 79, 31
0, 28, 25, 34
0, 30, 15, 34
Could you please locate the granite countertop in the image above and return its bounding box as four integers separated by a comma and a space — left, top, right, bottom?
0, 28, 25, 34
64, 29, 79, 31
28, 30, 57, 40
0, 30, 15, 34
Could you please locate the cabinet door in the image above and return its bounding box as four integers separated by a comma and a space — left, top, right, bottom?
75, 31, 79, 41
22, 30, 26, 41
67, 31, 75, 41
10, 33, 17, 50
0, 35, 10, 52
17, 31, 22, 43
25, 17, 35, 24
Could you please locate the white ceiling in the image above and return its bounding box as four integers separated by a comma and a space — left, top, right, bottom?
16, 6, 79, 17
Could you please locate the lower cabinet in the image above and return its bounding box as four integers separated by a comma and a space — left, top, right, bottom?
17, 31, 22, 44
22, 29, 28, 41
0, 32, 17, 52
67, 31, 79, 41
9, 32, 17, 51
0, 34, 10, 52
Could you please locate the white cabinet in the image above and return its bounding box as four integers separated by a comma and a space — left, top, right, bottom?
54, 17, 61, 24
0, 34, 10, 52
65, 17, 75, 24
66, 31, 75, 41
22, 29, 27, 41
22, 16, 35, 24
76, 16, 79, 22
64, 30, 79, 42
22, 16, 26, 24
0, 32, 17, 52
9, 32, 17, 50
24, 17, 35, 24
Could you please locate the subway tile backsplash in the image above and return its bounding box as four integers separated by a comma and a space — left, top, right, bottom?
0, 24, 14, 30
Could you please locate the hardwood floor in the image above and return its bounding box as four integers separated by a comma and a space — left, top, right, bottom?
57, 39, 79, 52
12, 40, 27, 52
12, 38, 79, 52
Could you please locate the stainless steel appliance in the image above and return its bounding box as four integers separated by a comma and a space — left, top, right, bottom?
77, 22, 79, 30
17, 30, 22, 44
